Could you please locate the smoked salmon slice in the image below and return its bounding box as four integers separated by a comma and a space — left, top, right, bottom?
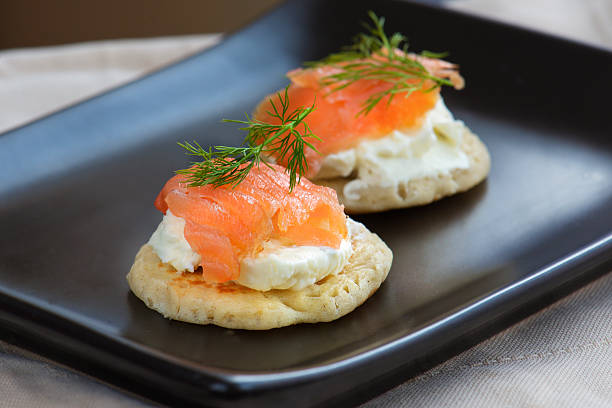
154, 163, 347, 283
253, 53, 463, 178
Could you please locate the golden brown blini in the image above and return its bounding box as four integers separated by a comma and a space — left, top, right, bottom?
127, 219, 392, 330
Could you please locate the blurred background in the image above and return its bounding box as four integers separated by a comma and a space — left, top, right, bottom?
0, 0, 283, 49
1, 0, 610, 51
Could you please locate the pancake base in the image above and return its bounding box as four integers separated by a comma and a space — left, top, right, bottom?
127, 219, 392, 330
315, 128, 491, 213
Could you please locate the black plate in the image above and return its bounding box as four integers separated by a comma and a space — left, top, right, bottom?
1, 1, 611, 407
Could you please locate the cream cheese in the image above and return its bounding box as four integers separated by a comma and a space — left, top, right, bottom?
148, 213, 352, 291
148, 210, 202, 272
236, 234, 352, 291
315, 97, 470, 196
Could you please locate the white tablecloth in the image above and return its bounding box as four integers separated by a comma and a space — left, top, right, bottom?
1, 1, 611, 407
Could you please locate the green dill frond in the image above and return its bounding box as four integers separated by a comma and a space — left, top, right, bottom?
176, 86, 318, 192
305, 11, 455, 116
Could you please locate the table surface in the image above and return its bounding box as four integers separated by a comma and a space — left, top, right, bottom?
1, 1, 611, 407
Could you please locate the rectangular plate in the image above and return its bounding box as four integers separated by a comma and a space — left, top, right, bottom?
1, 1, 611, 406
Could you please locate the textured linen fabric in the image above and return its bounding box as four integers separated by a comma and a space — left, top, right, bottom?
0, 34, 220, 133
0, 341, 149, 407
0, 1, 611, 407
446, 0, 612, 50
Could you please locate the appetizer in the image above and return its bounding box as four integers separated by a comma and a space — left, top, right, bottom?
127, 93, 392, 330
253, 12, 490, 213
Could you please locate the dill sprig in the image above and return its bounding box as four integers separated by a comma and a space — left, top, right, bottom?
305, 11, 455, 116
176, 86, 319, 192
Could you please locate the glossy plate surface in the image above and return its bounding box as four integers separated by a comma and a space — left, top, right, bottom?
1, 1, 611, 406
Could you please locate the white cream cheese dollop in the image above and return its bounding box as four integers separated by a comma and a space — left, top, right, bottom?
315, 97, 470, 199
148, 212, 352, 291
148, 210, 202, 272
236, 235, 351, 291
